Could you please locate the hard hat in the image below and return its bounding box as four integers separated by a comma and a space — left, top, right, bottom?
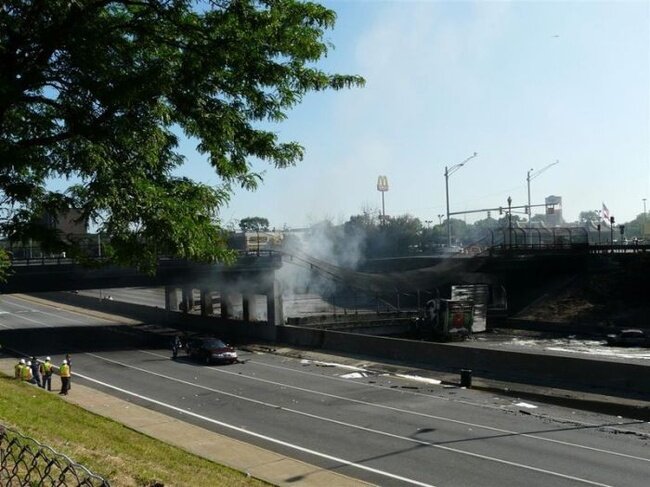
20, 359, 25, 364
27, 361, 31, 366
62, 360, 67, 365
46, 357, 51, 361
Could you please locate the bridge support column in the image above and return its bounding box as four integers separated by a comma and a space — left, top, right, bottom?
243, 294, 258, 322
220, 292, 237, 319
181, 286, 194, 313
200, 289, 214, 316
164, 286, 181, 311
266, 281, 284, 326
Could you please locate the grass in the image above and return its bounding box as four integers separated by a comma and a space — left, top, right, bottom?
0, 373, 270, 487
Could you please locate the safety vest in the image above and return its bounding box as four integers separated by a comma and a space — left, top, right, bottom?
59, 364, 71, 378
15, 363, 22, 379
41, 362, 52, 375
21, 365, 32, 381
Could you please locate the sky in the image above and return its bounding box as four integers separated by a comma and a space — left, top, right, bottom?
178, 1, 649, 228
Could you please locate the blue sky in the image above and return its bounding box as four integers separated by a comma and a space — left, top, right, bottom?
175, 1, 649, 228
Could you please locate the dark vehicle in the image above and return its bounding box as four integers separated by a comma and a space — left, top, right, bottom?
186, 337, 238, 364
605, 329, 649, 347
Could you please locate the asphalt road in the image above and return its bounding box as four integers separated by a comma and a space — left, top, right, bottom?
1, 294, 649, 487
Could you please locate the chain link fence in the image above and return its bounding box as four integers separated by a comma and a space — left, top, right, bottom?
0, 424, 110, 486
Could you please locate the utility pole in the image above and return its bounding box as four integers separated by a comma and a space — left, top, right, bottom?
445, 152, 477, 246
643, 198, 647, 222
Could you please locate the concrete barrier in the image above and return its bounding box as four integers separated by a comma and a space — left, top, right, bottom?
33, 292, 650, 400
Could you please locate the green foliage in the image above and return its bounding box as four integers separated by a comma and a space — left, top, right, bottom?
0, 248, 11, 282
579, 210, 600, 225
0, 0, 364, 271
239, 216, 270, 232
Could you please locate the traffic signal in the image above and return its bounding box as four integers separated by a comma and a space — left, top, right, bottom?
499, 207, 503, 215
620, 225, 625, 235
610, 216, 615, 225
487, 211, 491, 219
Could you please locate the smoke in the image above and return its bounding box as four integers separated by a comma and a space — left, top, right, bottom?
277, 221, 367, 297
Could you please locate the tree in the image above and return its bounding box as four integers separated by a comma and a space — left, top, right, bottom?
0, 0, 364, 273
239, 216, 269, 233
578, 210, 600, 226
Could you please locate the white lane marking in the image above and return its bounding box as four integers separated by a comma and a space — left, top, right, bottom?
142, 350, 650, 464
254, 358, 506, 412
0, 307, 55, 327
238, 356, 650, 462
88, 352, 615, 486
73, 368, 435, 486
2, 296, 89, 325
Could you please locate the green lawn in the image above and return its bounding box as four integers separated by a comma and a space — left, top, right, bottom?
0, 373, 270, 486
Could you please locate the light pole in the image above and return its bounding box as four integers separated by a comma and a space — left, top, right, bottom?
526, 160, 559, 227
507, 196, 513, 248
445, 152, 477, 246
643, 198, 647, 222
377, 175, 389, 225
437, 214, 444, 226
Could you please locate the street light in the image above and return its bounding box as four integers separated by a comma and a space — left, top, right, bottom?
445, 152, 478, 246
507, 196, 512, 248
437, 214, 444, 225
643, 198, 647, 223
526, 160, 559, 227
377, 175, 389, 225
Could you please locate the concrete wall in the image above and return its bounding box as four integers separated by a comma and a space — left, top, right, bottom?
35, 292, 650, 400
277, 328, 650, 398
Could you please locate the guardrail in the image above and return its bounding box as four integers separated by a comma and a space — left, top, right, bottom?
0, 424, 110, 486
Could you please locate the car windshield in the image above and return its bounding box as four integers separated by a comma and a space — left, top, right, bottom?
202, 338, 227, 348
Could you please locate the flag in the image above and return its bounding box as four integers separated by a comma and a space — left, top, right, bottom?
602, 203, 610, 225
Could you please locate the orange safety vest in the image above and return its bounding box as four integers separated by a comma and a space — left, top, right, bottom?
59, 364, 71, 378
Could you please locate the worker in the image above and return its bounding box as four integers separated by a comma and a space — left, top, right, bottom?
65, 354, 72, 390
22, 361, 34, 382
15, 358, 25, 379
58, 359, 71, 395
40, 357, 53, 391
171, 335, 183, 359
30, 356, 42, 388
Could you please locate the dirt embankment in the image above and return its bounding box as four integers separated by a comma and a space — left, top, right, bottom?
516, 264, 649, 330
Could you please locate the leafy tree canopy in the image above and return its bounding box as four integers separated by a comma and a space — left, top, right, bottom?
578, 210, 600, 225
0, 0, 364, 272
239, 216, 269, 232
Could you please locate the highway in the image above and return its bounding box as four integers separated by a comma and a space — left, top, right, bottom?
1, 294, 649, 487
